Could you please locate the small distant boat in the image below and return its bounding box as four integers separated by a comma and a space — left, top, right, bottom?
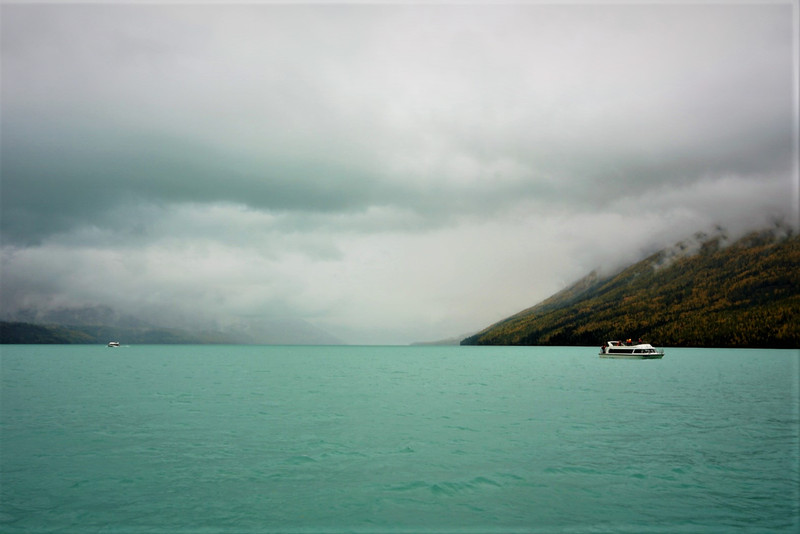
107, 341, 120, 347
600, 340, 664, 359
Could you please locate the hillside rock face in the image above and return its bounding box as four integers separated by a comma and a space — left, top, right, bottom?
462, 228, 800, 348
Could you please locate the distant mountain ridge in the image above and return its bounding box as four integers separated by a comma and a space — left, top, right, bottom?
1, 306, 344, 345
0, 321, 238, 345
462, 227, 800, 348
8, 305, 151, 329
1, 304, 242, 344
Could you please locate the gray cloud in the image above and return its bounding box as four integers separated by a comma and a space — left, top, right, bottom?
1, 3, 796, 343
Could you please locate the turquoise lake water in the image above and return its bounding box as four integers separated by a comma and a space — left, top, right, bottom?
1, 344, 798, 533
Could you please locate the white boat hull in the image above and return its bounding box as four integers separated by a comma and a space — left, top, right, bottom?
599, 341, 664, 359
599, 352, 664, 359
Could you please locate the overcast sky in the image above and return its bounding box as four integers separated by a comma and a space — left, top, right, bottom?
1, 2, 797, 344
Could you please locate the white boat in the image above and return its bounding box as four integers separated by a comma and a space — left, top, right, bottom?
107, 341, 120, 347
599, 340, 664, 359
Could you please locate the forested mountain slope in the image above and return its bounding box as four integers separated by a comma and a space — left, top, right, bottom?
462, 228, 799, 348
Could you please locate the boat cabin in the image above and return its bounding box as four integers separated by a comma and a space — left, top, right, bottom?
600, 340, 664, 358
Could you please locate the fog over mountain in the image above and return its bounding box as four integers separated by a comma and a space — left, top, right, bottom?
462, 226, 799, 348
1, 3, 796, 344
